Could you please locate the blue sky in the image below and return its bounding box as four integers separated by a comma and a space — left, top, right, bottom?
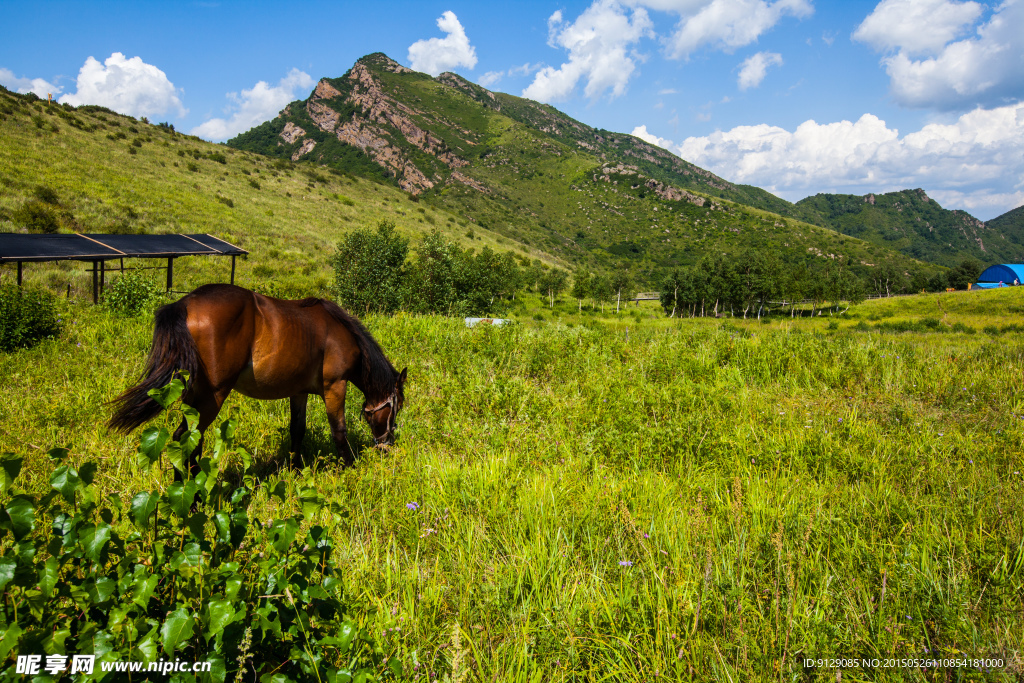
2, 0, 1021, 219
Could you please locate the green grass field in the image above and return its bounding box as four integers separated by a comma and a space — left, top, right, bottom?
2, 285, 1022, 680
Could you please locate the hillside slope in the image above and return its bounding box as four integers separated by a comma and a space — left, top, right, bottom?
795, 189, 1024, 267
0, 86, 537, 297
228, 53, 935, 283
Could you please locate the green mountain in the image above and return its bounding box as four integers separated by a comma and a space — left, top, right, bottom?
794, 189, 1024, 268
228, 53, 935, 283
986, 204, 1024, 244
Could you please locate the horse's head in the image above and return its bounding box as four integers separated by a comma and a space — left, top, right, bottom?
362, 367, 407, 448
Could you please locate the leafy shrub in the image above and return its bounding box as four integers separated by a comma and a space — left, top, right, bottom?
207, 151, 227, 164
32, 185, 59, 205
0, 381, 384, 679
187, 162, 199, 172
248, 179, 260, 190
13, 200, 59, 233
330, 219, 409, 315
216, 196, 234, 208
0, 284, 63, 351
104, 270, 161, 316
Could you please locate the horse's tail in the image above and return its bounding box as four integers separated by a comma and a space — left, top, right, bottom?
108, 299, 200, 433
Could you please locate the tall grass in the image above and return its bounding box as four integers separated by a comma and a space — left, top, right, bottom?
1, 291, 1022, 680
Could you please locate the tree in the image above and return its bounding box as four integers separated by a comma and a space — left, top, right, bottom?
571, 268, 592, 312
590, 273, 612, 312
539, 268, 568, 308
406, 230, 458, 314
611, 270, 632, 313
948, 257, 983, 290
329, 219, 408, 315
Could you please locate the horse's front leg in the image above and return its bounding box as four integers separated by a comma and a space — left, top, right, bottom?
289, 394, 308, 469
323, 380, 354, 467
172, 387, 231, 482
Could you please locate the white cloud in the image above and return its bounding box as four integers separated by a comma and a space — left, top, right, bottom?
478, 63, 542, 89
631, 124, 675, 148
478, 71, 504, 87
737, 51, 782, 89
0, 68, 61, 99
408, 11, 478, 76
58, 53, 186, 119
673, 103, 1024, 219
190, 69, 314, 142
853, 0, 982, 56
659, 0, 813, 60
523, 0, 654, 102
855, 0, 1024, 110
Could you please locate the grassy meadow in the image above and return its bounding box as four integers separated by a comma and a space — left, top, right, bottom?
2, 284, 1023, 681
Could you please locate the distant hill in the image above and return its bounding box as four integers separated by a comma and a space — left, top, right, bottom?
986, 204, 1024, 247
228, 52, 934, 283
795, 190, 1024, 268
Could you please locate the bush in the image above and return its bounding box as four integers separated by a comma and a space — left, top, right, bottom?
32, 184, 59, 205
330, 219, 409, 315
0, 284, 63, 351
104, 270, 161, 316
0, 381, 384, 679
13, 200, 59, 233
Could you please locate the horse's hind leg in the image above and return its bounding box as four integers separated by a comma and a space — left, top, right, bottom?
288, 394, 308, 469
173, 387, 231, 481
323, 380, 354, 467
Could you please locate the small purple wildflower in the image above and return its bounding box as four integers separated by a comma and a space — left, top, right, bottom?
619, 560, 633, 567
838, 418, 843, 423
406, 502, 420, 511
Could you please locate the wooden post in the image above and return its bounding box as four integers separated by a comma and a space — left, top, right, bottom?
230, 254, 236, 285
166, 257, 174, 292
92, 261, 99, 304
99, 260, 105, 300
17, 261, 22, 286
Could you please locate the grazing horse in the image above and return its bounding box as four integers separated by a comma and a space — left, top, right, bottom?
108, 284, 406, 473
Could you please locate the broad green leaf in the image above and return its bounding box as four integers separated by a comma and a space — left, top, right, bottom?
270, 480, 287, 503
50, 465, 82, 503
182, 542, 202, 567
0, 621, 22, 661
138, 425, 170, 469
213, 510, 231, 544
133, 624, 160, 664
79, 523, 112, 562
269, 518, 299, 553
160, 607, 196, 656
79, 461, 98, 485
148, 377, 185, 409
204, 600, 235, 639
197, 654, 227, 683
133, 573, 158, 608
46, 447, 68, 463
229, 510, 248, 547
224, 575, 243, 601
5, 495, 36, 541
337, 622, 356, 651
86, 577, 116, 605
167, 481, 198, 518
38, 556, 58, 596
0, 453, 23, 492
0, 557, 16, 592
186, 510, 208, 539
299, 488, 324, 518
130, 491, 159, 530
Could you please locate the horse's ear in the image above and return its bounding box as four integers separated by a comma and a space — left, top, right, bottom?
398, 367, 407, 385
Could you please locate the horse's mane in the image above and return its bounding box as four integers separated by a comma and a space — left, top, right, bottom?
303, 298, 397, 398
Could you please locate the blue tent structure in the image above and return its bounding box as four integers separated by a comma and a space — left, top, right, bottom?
970, 264, 1024, 290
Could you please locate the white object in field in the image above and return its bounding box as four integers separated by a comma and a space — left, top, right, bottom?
465, 318, 510, 327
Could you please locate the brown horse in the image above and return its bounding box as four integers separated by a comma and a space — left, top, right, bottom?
108, 284, 406, 472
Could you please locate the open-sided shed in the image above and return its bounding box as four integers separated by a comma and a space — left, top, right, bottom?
972, 264, 1024, 290
0, 233, 247, 302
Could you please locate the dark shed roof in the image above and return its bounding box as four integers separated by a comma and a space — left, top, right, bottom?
977, 264, 1024, 284
0, 233, 246, 262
